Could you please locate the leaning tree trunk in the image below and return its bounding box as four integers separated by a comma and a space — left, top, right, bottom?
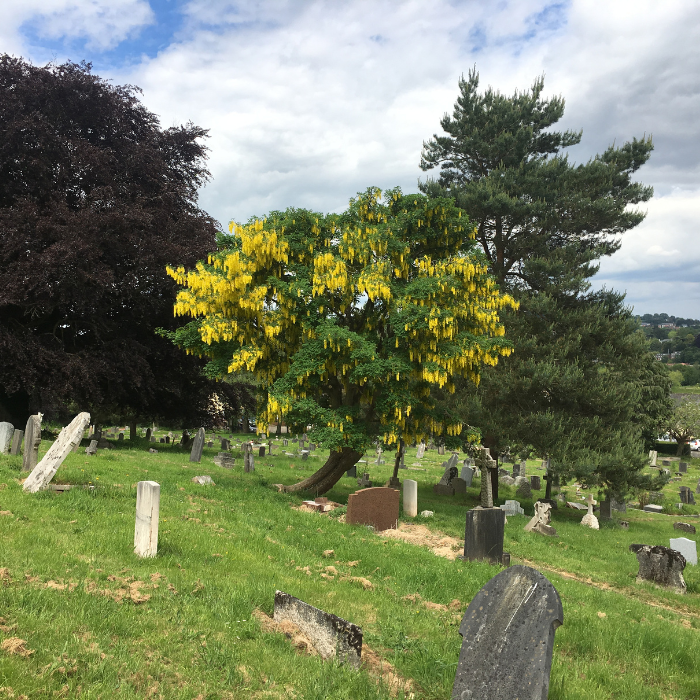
391, 439, 404, 480
281, 447, 363, 496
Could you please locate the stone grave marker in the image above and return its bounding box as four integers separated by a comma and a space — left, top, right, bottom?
145, 428, 152, 441
274, 591, 362, 667
10, 429, 24, 456
387, 476, 400, 489
453, 477, 467, 495
512, 464, 520, 478
460, 466, 474, 487
23, 413, 91, 493
437, 445, 445, 455
649, 449, 658, 466
500, 500, 524, 516
134, 481, 160, 558
221, 438, 230, 450
696, 479, 700, 495
416, 442, 425, 459
662, 459, 671, 467
346, 487, 399, 531
516, 481, 532, 499
301, 450, 309, 460
259, 446, 266, 457
673, 522, 696, 534
191, 475, 215, 485
643, 504, 664, 513
356, 472, 372, 488
451, 565, 563, 700
670, 537, 697, 566
434, 456, 459, 496
530, 475, 541, 490
159, 438, 165, 443
679, 462, 688, 473
581, 494, 599, 530
189, 427, 205, 463
118, 433, 124, 441
680, 486, 695, 505
244, 443, 255, 472
403, 479, 417, 517
599, 499, 612, 520
283, 439, 288, 447
214, 453, 235, 468
611, 498, 626, 513
375, 447, 383, 465
22, 414, 42, 473
164, 436, 170, 444
345, 464, 357, 478
309, 443, 316, 451
524, 501, 557, 537
0, 422, 14, 454
85, 440, 98, 455
629, 544, 686, 593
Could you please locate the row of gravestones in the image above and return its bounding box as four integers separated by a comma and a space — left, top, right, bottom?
0, 417, 44, 473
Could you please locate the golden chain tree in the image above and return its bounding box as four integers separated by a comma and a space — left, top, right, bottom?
167, 187, 517, 493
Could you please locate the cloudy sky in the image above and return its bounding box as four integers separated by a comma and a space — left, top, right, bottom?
3, 0, 699, 316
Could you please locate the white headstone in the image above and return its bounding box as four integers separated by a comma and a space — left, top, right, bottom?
416, 443, 425, 459
580, 495, 599, 530
500, 500, 525, 516
670, 537, 697, 565
403, 479, 418, 517
23, 412, 90, 493
134, 481, 160, 558
0, 422, 14, 454
22, 414, 42, 472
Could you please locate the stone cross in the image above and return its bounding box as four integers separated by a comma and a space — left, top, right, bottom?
22, 414, 42, 473
451, 566, 563, 700
475, 446, 497, 508
23, 412, 91, 493
134, 481, 160, 558
580, 494, 599, 530
524, 501, 557, 536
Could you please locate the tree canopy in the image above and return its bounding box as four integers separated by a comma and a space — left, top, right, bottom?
420, 69, 670, 497
667, 399, 700, 455
0, 55, 241, 425
168, 187, 516, 493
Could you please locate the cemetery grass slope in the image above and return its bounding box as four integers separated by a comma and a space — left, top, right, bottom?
0, 437, 699, 699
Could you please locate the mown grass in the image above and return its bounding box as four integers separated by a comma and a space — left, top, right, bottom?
1, 433, 699, 699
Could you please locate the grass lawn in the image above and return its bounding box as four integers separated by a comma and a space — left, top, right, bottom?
1, 432, 699, 699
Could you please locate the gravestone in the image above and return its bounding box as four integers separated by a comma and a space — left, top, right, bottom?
375, 447, 383, 465
301, 450, 309, 460
460, 466, 474, 487
387, 476, 400, 489
629, 544, 686, 593
259, 446, 266, 457
437, 445, 445, 455
356, 472, 372, 488
500, 475, 516, 486
524, 501, 557, 537
452, 477, 467, 495
189, 427, 205, 463
134, 481, 160, 558
451, 566, 563, 700
150, 436, 156, 443
679, 462, 688, 473
599, 499, 612, 521
10, 429, 24, 456
515, 480, 532, 499
274, 591, 362, 667
283, 439, 288, 447
118, 433, 124, 441
345, 464, 357, 478
403, 479, 418, 517
221, 439, 230, 450
299, 440, 305, 451
512, 464, 520, 478
309, 443, 316, 451
464, 508, 506, 564
680, 486, 695, 505
346, 487, 399, 531
500, 500, 524, 516
416, 442, 425, 459
191, 475, 215, 485
23, 413, 91, 493
611, 498, 626, 513
670, 537, 697, 566
673, 522, 697, 535
159, 438, 165, 443
643, 504, 664, 513
649, 449, 658, 466
530, 475, 541, 491
696, 479, 700, 495
581, 495, 599, 530
21, 414, 42, 473
85, 440, 98, 456
165, 436, 170, 444
434, 458, 459, 496
0, 422, 14, 454
146, 428, 152, 441
662, 459, 671, 467
244, 443, 255, 472
214, 453, 235, 468
206, 440, 214, 448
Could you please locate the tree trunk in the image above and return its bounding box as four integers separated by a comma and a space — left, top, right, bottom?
281, 447, 363, 496
391, 439, 404, 480
130, 420, 137, 441
490, 464, 499, 503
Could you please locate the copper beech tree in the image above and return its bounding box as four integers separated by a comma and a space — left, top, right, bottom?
168, 187, 517, 493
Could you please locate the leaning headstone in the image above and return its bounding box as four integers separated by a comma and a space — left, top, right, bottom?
85, 440, 98, 456
451, 565, 563, 700
679, 462, 688, 473
346, 487, 399, 531
191, 475, 215, 485
189, 427, 205, 463
273, 591, 362, 667
434, 460, 458, 496
0, 423, 14, 454
10, 429, 24, 456
500, 475, 516, 486
22, 414, 42, 473
461, 467, 474, 487
581, 495, 599, 530
134, 481, 160, 558
662, 459, 671, 467
524, 501, 557, 537
23, 413, 91, 493
673, 522, 697, 535
403, 479, 418, 517
629, 544, 686, 593
670, 537, 697, 566
500, 500, 524, 516
530, 475, 541, 491
643, 504, 664, 513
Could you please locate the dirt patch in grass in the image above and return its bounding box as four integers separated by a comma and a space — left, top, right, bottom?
1, 638, 34, 657
379, 523, 462, 559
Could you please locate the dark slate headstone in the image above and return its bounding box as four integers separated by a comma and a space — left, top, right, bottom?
453, 477, 467, 495
679, 462, 688, 473
243, 443, 255, 472
451, 566, 563, 700
165, 436, 170, 444
159, 438, 165, 443
599, 500, 612, 521
530, 475, 541, 491
680, 486, 695, 505
189, 427, 205, 463
118, 433, 124, 441
259, 446, 266, 457
145, 428, 152, 441
463, 508, 505, 564
345, 464, 357, 478
673, 521, 696, 535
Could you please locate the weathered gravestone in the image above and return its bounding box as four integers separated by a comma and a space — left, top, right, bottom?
259, 446, 266, 457
611, 498, 626, 513
679, 486, 695, 505
0, 422, 14, 454
524, 501, 557, 537
434, 456, 459, 496
670, 537, 697, 566
416, 442, 425, 459
464, 449, 505, 564
214, 453, 235, 469
85, 440, 98, 456
673, 521, 697, 535
134, 481, 160, 558
244, 443, 255, 472
598, 499, 611, 521
500, 500, 524, 516
22, 414, 42, 473
696, 479, 700, 495
346, 487, 399, 531
643, 503, 664, 513
118, 433, 124, 441
301, 450, 309, 461
10, 429, 24, 456
283, 439, 288, 447
191, 475, 215, 485
403, 479, 418, 517
274, 591, 362, 667
451, 565, 563, 700
679, 462, 688, 473
581, 494, 599, 530
662, 459, 671, 467
357, 472, 371, 488
530, 475, 541, 491
145, 428, 152, 441
453, 477, 467, 495
629, 544, 686, 593
165, 436, 170, 444
516, 481, 532, 500
159, 438, 165, 443
23, 413, 90, 493
345, 464, 357, 478
649, 449, 658, 466
189, 428, 205, 463
461, 466, 474, 487
438, 445, 445, 455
